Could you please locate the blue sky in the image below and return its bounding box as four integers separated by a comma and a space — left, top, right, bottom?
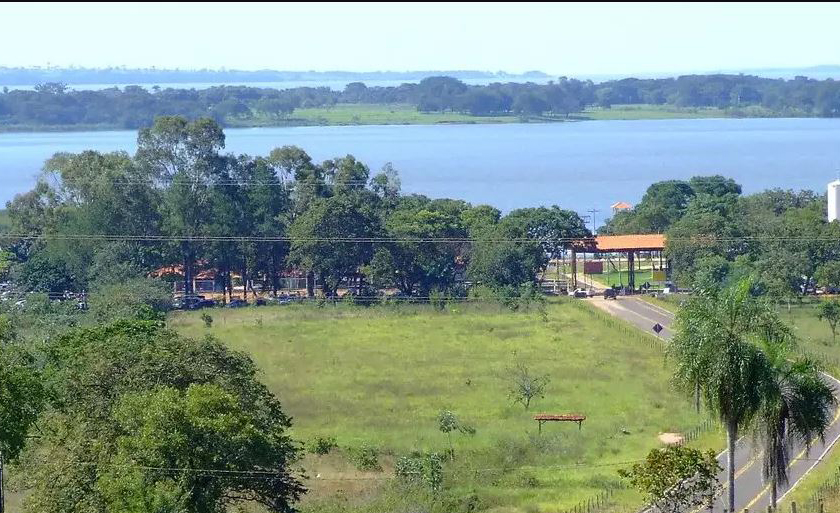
3, 2, 838, 75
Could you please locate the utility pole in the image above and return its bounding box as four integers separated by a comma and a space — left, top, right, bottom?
588, 208, 600, 235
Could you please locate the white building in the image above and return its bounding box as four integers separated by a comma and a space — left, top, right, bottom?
829, 180, 840, 222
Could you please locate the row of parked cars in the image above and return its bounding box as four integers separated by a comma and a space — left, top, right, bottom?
172, 294, 298, 310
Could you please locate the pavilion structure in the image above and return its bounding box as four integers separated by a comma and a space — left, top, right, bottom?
570, 234, 667, 291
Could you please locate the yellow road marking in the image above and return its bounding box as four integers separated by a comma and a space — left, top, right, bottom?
742, 403, 840, 511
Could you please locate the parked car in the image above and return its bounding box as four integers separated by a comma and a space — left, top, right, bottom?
227, 299, 248, 308
173, 294, 206, 310
255, 298, 267, 306
568, 288, 588, 298
603, 288, 617, 300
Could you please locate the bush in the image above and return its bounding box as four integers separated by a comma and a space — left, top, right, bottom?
307, 436, 338, 456
349, 443, 381, 471
201, 312, 213, 328
396, 451, 444, 492
87, 278, 172, 323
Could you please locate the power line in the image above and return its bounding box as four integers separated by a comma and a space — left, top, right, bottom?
1, 233, 839, 243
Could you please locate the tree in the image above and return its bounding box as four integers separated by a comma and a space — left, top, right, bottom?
689, 175, 742, 198
816, 261, 840, 290
818, 300, 840, 344
22, 320, 304, 513
288, 194, 381, 297
368, 205, 465, 295
99, 384, 305, 512
669, 279, 779, 513
135, 116, 225, 295
506, 362, 549, 410
0, 347, 45, 461
619, 445, 721, 513
753, 352, 835, 508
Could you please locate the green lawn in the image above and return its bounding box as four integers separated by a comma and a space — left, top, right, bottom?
169, 300, 717, 513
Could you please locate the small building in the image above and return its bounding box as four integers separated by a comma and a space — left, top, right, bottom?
611, 201, 632, 215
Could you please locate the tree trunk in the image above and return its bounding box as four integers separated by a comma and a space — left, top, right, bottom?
183, 246, 192, 295
226, 269, 233, 303
306, 270, 315, 298
241, 242, 248, 300
271, 250, 279, 297
727, 420, 737, 513
694, 380, 701, 413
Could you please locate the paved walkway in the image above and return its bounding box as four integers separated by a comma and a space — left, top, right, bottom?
588, 296, 840, 513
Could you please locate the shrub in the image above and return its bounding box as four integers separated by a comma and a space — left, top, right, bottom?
201, 312, 213, 328
307, 436, 338, 456
349, 443, 381, 471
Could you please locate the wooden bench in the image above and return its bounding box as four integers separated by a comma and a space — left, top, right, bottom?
534, 413, 586, 433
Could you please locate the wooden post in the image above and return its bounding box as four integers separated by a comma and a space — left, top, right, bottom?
791, 502, 797, 513
819, 499, 824, 513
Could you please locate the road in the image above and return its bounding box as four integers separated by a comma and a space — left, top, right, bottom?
588, 296, 840, 513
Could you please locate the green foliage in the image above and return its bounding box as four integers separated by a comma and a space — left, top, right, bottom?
395, 451, 445, 493
19, 319, 304, 513
0, 346, 45, 461
307, 436, 338, 456
618, 445, 721, 513
818, 300, 840, 344
348, 443, 381, 471
86, 278, 172, 323
506, 361, 550, 410
200, 312, 213, 328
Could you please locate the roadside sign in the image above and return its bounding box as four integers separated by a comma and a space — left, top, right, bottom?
652, 323, 663, 335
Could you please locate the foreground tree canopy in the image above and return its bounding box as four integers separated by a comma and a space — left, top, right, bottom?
17, 319, 305, 513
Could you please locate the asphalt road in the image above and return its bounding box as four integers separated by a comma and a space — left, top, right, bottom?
589, 296, 840, 513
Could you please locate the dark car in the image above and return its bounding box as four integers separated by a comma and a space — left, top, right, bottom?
255, 298, 267, 306
227, 299, 248, 308
603, 288, 617, 300
173, 294, 205, 310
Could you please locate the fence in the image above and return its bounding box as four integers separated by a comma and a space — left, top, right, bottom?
567, 299, 666, 353
797, 465, 840, 513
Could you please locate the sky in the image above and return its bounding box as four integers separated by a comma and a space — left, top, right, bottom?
3, 2, 839, 75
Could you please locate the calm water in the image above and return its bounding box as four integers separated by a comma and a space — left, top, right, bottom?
2, 118, 840, 221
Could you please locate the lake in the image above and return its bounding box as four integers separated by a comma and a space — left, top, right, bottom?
2, 118, 839, 224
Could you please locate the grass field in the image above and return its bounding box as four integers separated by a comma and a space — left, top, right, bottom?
0, 103, 807, 134
169, 300, 718, 513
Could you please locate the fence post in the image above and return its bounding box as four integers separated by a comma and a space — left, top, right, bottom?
819, 499, 824, 513
790, 502, 796, 513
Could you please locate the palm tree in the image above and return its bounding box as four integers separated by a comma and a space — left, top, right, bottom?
754, 349, 836, 509
670, 279, 780, 513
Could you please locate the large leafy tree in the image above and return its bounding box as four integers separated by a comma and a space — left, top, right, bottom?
21, 320, 304, 513
289, 193, 382, 297
368, 203, 466, 295
0, 346, 45, 462
135, 117, 226, 295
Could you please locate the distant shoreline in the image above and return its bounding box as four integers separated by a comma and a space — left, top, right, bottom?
0, 104, 808, 134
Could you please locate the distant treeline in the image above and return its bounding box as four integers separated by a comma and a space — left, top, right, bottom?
0, 67, 549, 86
1, 74, 840, 129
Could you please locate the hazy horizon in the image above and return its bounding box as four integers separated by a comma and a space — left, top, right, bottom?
4, 2, 840, 76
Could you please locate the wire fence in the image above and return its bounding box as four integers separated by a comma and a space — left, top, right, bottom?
800, 465, 840, 512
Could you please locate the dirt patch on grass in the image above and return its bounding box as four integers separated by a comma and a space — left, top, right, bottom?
658, 432, 684, 445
